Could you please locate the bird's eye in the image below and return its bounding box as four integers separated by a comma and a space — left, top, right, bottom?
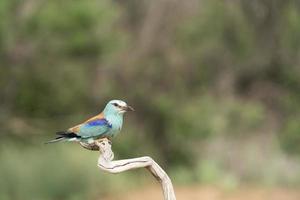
113, 103, 119, 107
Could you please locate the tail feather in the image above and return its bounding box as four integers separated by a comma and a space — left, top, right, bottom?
45, 131, 81, 144
45, 136, 65, 144
56, 131, 80, 138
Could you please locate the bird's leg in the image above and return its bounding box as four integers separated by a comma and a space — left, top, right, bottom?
79, 138, 112, 151
95, 138, 176, 200
79, 141, 99, 151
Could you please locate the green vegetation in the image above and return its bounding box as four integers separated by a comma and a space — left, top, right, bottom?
1, 0, 300, 199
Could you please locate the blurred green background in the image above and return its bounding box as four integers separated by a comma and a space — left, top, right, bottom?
1, 0, 300, 200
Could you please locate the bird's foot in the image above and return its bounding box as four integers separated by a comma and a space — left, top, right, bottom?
96, 138, 112, 145
79, 142, 99, 151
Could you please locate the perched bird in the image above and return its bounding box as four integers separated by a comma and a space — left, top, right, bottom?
46, 100, 134, 145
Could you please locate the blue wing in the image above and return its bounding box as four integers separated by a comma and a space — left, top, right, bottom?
77, 118, 112, 138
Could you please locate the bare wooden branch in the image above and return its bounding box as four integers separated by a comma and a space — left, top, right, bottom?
95, 138, 176, 200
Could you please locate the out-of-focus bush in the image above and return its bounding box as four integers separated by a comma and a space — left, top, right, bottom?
1, 0, 300, 199
0, 139, 144, 200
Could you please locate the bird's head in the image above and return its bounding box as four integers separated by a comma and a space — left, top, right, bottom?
103, 100, 134, 116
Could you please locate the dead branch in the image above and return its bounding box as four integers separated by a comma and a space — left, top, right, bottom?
94, 138, 176, 200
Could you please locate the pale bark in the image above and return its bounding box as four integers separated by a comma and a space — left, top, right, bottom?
92, 138, 176, 200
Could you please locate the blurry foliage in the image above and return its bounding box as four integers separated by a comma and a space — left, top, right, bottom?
0, 140, 143, 200
170, 96, 266, 139
280, 117, 300, 154
0, 0, 300, 199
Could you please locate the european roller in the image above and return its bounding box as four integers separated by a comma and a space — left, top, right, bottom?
46, 100, 134, 145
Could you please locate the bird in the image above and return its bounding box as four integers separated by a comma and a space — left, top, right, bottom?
46, 100, 134, 145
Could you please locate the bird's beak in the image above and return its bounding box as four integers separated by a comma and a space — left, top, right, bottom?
124, 105, 135, 112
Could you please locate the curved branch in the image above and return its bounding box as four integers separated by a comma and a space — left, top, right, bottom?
95, 138, 176, 200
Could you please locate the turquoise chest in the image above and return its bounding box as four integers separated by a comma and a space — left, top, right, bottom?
106, 114, 123, 137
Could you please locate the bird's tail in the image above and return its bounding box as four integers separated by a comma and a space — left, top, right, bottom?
45, 131, 81, 144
